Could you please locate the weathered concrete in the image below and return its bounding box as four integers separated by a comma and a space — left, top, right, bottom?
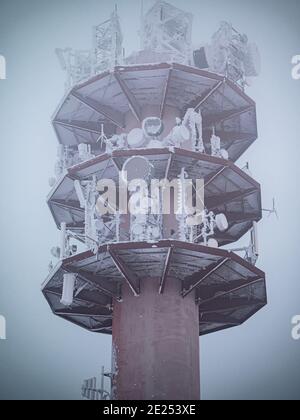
112, 277, 200, 400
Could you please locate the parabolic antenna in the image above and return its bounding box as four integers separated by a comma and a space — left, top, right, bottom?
142, 117, 164, 138
172, 125, 190, 144
127, 128, 145, 148
122, 156, 153, 183
215, 213, 229, 232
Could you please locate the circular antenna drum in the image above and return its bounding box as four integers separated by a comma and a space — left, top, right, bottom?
127, 128, 145, 148
122, 156, 153, 183
215, 213, 229, 232
142, 117, 164, 138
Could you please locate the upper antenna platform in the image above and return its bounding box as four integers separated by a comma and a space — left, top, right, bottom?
141, 0, 193, 64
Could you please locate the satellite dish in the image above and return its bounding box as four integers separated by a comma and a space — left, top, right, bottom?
142, 117, 164, 138
127, 128, 145, 148
172, 125, 190, 144
207, 238, 219, 248
220, 149, 229, 160
122, 156, 153, 183
215, 213, 229, 232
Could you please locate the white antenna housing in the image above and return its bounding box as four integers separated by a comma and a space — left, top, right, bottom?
61, 273, 76, 306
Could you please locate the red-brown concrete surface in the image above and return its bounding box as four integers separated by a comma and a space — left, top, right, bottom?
112, 277, 200, 400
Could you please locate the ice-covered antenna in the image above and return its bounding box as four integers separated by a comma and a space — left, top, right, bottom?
82, 367, 111, 400
230, 221, 259, 265
141, 0, 193, 64
241, 162, 252, 177
96, 123, 108, 148
262, 198, 278, 219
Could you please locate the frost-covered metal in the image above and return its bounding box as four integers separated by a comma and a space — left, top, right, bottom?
43, 0, 267, 400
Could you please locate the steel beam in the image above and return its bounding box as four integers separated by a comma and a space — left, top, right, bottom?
199, 313, 240, 326
196, 275, 262, 302
44, 287, 111, 308
192, 80, 224, 112
71, 91, 125, 128
73, 269, 120, 298
54, 119, 102, 135
204, 106, 254, 128
114, 70, 142, 122
182, 258, 230, 298
198, 277, 264, 309
109, 247, 140, 296
159, 246, 174, 294
160, 68, 172, 119
206, 188, 257, 209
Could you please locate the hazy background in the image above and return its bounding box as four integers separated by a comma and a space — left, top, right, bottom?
0, 0, 300, 400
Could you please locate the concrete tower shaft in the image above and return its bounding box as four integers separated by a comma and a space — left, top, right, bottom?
112, 278, 200, 400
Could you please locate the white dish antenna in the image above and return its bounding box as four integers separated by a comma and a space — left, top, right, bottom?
127, 128, 145, 148
142, 117, 164, 138
215, 213, 229, 232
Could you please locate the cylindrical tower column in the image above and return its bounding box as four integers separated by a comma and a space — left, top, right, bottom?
112, 277, 200, 400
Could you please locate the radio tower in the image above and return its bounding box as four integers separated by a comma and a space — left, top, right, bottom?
43, 1, 266, 400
